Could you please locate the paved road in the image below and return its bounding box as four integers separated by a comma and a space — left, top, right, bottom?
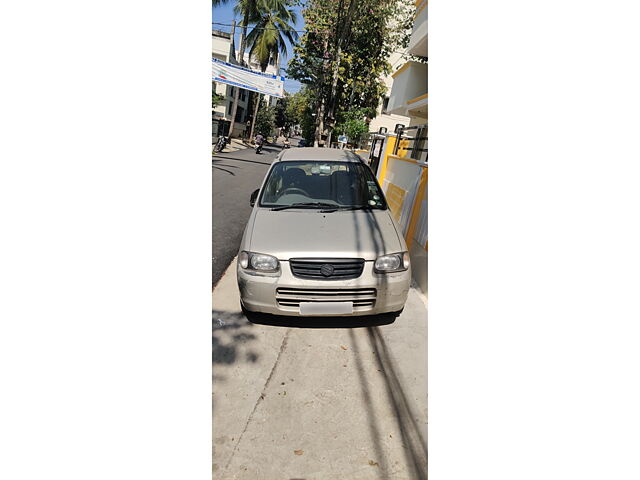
212, 138, 300, 287
212, 259, 428, 479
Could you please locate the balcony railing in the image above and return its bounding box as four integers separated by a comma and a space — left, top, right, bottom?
393, 124, 428, 164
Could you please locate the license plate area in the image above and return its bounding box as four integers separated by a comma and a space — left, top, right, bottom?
299, 301, 353, 315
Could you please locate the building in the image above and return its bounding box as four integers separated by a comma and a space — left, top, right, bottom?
386, 0, 427, 132
367, 51, 411, 136
212, 30, 253, 139
367, 0, 428, 293
212, 30, 284, 141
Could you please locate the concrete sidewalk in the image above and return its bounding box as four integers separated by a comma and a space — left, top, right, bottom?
213, 138, 252, 155
213, 136, 290, 155
212, 258, 428, 479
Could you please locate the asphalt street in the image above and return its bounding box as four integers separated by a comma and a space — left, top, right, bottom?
212, 138, 298, 287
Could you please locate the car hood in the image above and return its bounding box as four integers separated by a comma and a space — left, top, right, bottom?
247, 208, 403, 260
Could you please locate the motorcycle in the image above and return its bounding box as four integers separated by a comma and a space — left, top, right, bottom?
214, 135, 228, 153
255, 142, 263, 154
282, 138, 290, 149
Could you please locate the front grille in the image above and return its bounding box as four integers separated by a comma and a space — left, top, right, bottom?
276, 287, 376, 309
289, 258, 365, 280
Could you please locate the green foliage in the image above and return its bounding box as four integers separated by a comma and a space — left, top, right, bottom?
254, 100, 276, 137
287, 0, 415, 141
233, 0, 262, 28
334, 108, 370, 145
285, 88, 311, 125
212, 89, 225, 108
274, 95, 289, 128
285, 87, 317, 144
301, 114, 315, 145
246, 0, 299, 71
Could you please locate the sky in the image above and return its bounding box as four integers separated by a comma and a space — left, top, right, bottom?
212, 2, 305, 94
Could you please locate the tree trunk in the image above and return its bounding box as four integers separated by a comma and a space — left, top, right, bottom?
238, 15, 248, 67
250, 93, 261, 141
325, 1, 357, 147
325, 44, 342, 148
348, 80, 356, 106
314, 37, 330, 147
228, 88, 240, 140
314, 99, 325, 147
249, 56, 273, 141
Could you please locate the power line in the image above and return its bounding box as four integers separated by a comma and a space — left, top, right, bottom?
212, 24, 418, 57
213, 21, 308, 33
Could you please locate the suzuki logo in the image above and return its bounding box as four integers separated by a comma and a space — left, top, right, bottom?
320, 264, 334, 277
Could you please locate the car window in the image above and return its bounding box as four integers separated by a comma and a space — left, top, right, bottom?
259, 161, 387, 209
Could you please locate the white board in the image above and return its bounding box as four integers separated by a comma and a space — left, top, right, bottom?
211, 57, 285, 98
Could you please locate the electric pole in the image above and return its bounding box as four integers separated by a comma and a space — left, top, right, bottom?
227, 20, 241, 141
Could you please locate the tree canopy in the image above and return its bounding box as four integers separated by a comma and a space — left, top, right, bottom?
287, 0, 414, 145
246, 0, 299, 71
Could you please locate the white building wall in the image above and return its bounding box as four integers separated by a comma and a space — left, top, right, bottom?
368, 51, 411, 140
212, 31, 252, 130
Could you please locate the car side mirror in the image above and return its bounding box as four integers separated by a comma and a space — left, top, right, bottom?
250, 189, 259, 207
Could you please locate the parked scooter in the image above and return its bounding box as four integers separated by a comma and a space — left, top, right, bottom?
214, 135, 228, 153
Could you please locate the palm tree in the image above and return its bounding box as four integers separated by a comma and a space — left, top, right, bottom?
245, 0, 299, 139
212, 0, 259, 66
226, 0, 264, 140
233, 0, 263, 67
246, 0, 298, 71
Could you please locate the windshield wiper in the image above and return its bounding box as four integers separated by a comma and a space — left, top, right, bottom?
319, 205, 376, 213
271, 202, 337, 211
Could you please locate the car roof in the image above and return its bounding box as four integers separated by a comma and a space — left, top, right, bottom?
278, 147, 363, 163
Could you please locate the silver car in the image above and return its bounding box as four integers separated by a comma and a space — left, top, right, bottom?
237, 148, 411, 317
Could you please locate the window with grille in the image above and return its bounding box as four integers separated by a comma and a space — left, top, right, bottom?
381, 96, 390, 114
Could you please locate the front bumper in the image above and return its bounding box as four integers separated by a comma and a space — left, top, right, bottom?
237, 260, 411, 316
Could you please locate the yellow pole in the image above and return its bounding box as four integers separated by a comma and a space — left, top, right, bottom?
378, 136, 397, 184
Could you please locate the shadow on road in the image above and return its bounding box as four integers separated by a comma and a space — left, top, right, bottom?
213, 156, 273, 166
212, 165, 236, 176
367, 326, 428, 478
348, 328, 390, 473
243, 309, 398, 329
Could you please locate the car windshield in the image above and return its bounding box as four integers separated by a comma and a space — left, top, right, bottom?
259, 161, 387, 210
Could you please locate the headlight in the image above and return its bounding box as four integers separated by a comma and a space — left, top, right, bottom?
239, 251, 280, 272
250, 253, 279, 271
374, 252, 410, 273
